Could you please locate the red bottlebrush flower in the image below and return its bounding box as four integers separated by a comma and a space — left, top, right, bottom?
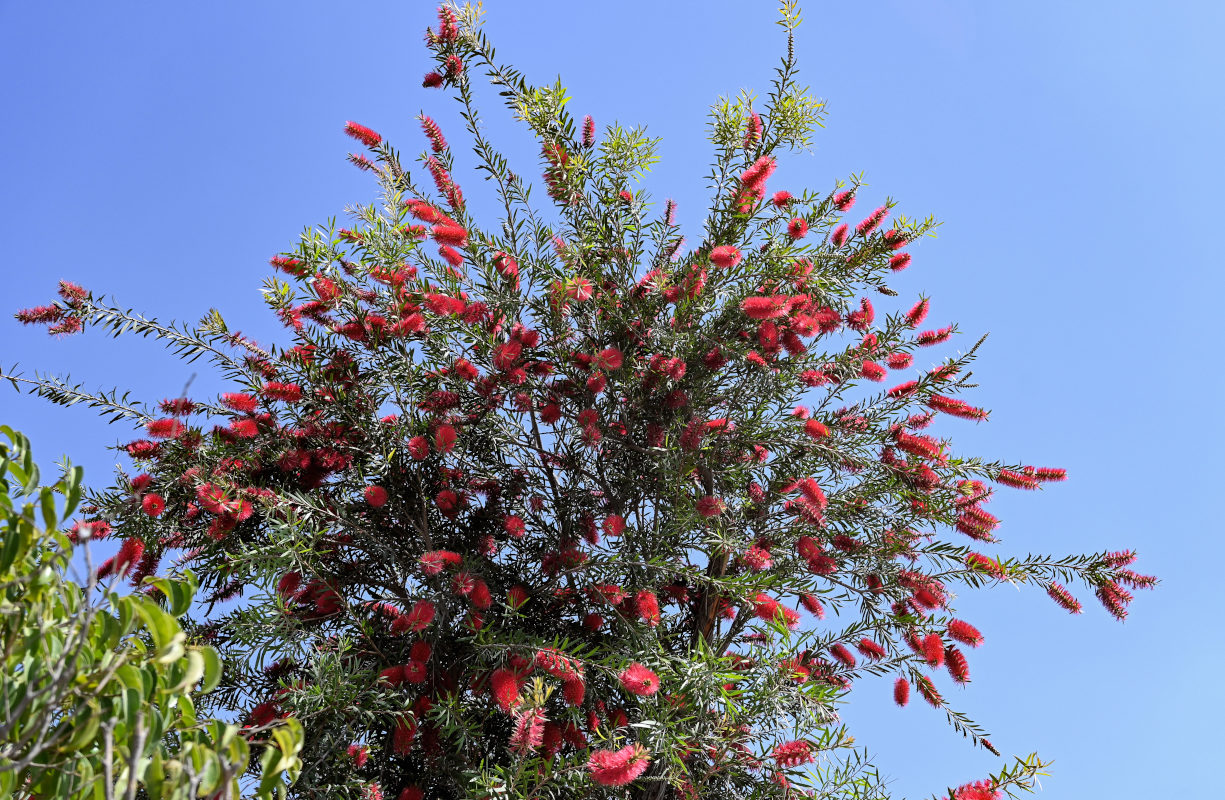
15, 305, 65, 325
563, 677, 586, 706
916, 326, 953, 346
434, 423, 458, 453
276, 571, 301, 598
269, 255, 307, 276
419, 114, 448, 153
432, 222, 468, 247
710, 245, 742, 269
799, 593, 825, 618
996, 469, 1040, 490
696, 495, 725, 518
141, 493, 165, 517
249, 701, 280, 727
742, 545, 773, 571
582, 114, 595, 147
594, 347, 624, 370
773, 739, 814, 768
833, 190, 856, 211
829, 643, 857, 668
739, 155, 776, 190
885, 353, 913, 370
397, 600, 436, 634
787, 217, 809, 239
804, 418, 830, 439
797, 478, 827, 510
1034, 466, 1068, 482
905, 298, 929, 328
882, 229, 908, 249
398, 789, 424, 800
893, 677, 910, 707
422, 71, 444, 87
1095, 580, 1133, 621
493, 340, 522, 371
364, 486, 388, 508
348, 152, 376, 172
946, 645, 970, 684
407, 435, 430, 461
860, 361, 886, 382
113, 538, 145, 577
420, 550, 462, 575
889, 252, 912, 271
928, 394, 988, 420
509, 708, 546, 754
857, 638, 887, 660
603, 514, 626, 537
772, 190, 793, 207
741, 295, 790, 320
1046, 582, 1083, 614
435, 489, 460, 514
953, 779, 1001, 800
343, 121, 382, 148
921, 633, 945, 668
506, 585, 529, 609
220, 392, 258, 414
489, 668, 520, 713
262, 382, 302, 403
752, 593, 783, 622
588, 744, 651, 787
346, 744, 369, 767
146, 418, 184, 439
504, 514, 526, 539
438, 244, 464, 267
743, 110, 763, 146
830, 223, 848, 247
635, 590, 661, 627
947, 619, 984, 647
619, 663, 660, 696
856, 204, 889, 236
617, 189, 634, 204
965, 552, 1007, 580
915, 674, 942, 707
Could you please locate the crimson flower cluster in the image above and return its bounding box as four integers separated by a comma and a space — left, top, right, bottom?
11, 4, 1152, 799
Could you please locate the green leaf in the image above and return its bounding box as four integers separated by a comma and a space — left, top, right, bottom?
199, 645, 223, 693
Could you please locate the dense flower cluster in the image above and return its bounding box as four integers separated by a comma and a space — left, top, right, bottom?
10, 4, 1153, 800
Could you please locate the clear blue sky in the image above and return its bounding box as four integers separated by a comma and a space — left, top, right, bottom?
2, 2, 1220, 797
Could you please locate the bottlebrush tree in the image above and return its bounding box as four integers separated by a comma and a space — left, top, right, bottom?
7, 3, 1153, 799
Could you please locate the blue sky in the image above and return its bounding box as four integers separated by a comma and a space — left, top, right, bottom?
2, 1, 1221, 797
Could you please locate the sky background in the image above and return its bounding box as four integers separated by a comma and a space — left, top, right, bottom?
2, 1, 1221, 797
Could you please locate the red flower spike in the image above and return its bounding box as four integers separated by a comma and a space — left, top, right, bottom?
856, 205, 889, 236
946, 645, 970, 684
1046, 582, 1083, 614
419, 114, 448, 153
343, 121, 382, 148
619, 662, 660, 696
772, 740, 814, 768
141, 494, 165, 517
921, 633, 945, 667
857, 638, 886, 660
833, 190, 856, 211
893, 677, 910, 707
489, 668, 520, 713
363, 486, 388, 508
905, 298, 930, 328
588, 744, 651, 787
947, 619, 984, 647
710, 245, 742, 269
